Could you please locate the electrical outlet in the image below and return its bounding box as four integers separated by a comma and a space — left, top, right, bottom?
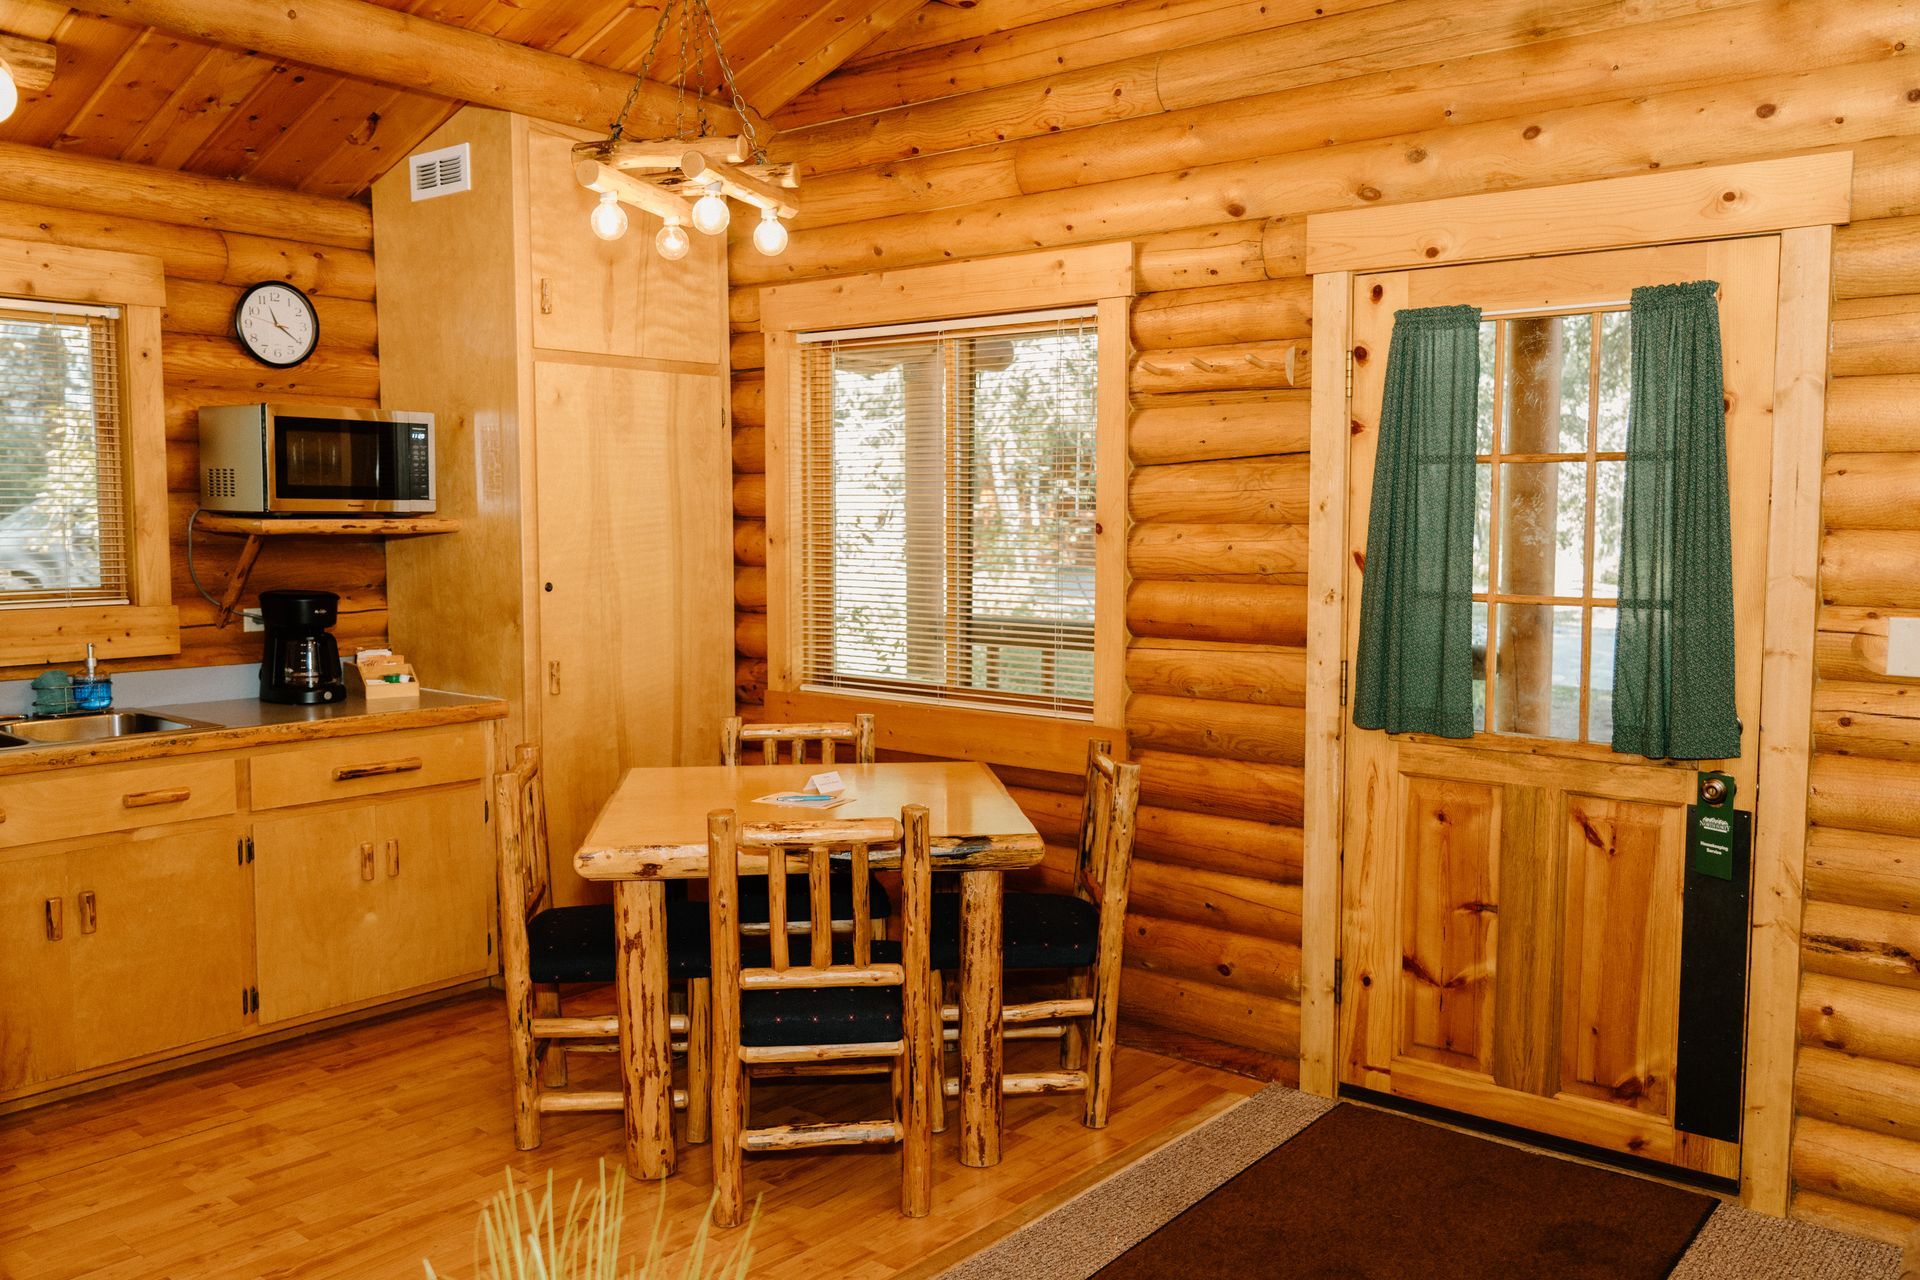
242, 611, 263, 633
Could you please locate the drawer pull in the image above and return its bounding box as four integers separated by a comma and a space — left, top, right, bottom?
334, 757, 424, 782
78, 890, 97, 934
386, 838, 401, 878
123, 787, 191, 809
44, 897, 62, 941
360, 841, 377, 882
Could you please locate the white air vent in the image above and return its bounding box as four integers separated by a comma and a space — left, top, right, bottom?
409, 142, 472, 201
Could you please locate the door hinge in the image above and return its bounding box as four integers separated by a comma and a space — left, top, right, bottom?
1345, 348, 1354, 400
1333, 957, 1344, 1005
1339, 659, 1348, 708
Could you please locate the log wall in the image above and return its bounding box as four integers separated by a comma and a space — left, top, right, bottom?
0, 149, 386, 677
729, 0, 1920, 1226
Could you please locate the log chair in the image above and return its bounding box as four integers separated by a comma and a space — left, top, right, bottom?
495, 744, 711, 1150
707, 807, 935, 1226
933, 738, 1140, 1128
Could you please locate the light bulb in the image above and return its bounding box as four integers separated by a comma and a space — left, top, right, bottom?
752, 207, 789, 257
0, 63, 18, 125
655, 219, 691, 261
691, 181, 730, 236
588, 190, 628, 241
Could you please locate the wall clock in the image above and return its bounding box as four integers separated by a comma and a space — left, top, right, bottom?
232, 281, 320, 369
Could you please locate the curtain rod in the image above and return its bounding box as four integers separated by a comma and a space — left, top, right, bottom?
1477, 300, 1630, 319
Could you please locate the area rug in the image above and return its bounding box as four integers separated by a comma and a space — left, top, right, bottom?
936, 1086, 1901, 1280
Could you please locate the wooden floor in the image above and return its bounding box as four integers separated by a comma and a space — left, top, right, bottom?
0, 991, 1259, 1279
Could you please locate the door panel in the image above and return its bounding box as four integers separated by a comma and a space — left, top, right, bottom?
1340, 238, 1777, 1181
373, 786, 493, 994
0, 852, 73, 1091
254, 804, 380, 1023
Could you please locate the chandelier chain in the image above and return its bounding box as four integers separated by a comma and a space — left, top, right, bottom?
610, 0, 679, 142
606, 0, 765, 162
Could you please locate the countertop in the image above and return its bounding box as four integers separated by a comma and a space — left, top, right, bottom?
0, 689, 506, 776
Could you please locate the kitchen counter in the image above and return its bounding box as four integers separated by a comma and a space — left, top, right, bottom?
0, 689, 506, 776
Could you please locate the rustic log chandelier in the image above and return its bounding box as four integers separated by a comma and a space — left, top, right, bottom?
571, 0, 798, 259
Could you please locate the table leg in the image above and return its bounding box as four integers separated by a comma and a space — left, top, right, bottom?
614, 879, 675, 1178
958, 868, 1004, 1168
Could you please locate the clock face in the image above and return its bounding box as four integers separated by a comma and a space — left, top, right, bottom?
233, 283, 320, 368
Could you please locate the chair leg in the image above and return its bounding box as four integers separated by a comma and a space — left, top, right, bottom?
505, 961, 542, 1151
713, 1057, 745, 1228
929, 969, 947, 1134
900, 1053, 932, 1219
1083, 963, 1121, 1130
1062, 968, 1091, 1070
685, 979, 711, 1146
534, 986, 568, 1088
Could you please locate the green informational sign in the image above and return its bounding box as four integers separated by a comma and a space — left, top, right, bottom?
1687, 771, 1749, 882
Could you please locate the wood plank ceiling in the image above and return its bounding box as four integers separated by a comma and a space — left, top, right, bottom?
0, 0, 930, 199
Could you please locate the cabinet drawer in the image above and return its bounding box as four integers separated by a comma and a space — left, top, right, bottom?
249, 724, 489, 810
0, 758, 239, 849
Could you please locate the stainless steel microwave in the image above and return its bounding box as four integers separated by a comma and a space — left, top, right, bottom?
198, 404, 436, 515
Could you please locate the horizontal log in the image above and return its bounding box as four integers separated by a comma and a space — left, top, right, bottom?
1796, 1045, 1920, 1146
1135, 748, 1305, 826
1128, 641, 1306, 708
1129, 523, 1307, 580
1123, 912, 1302, 1001
1132, 277, 1311, 350
1830, 296, 1920, 378
1127, 694, 1306, 767
1789, 1188, 1920, 1248
736, 613, 768, 658
1824, 376, 1920, 454
1003, 785, 1081, 848
165, 279, 377, 351
1800, 971, 1920, 1064
736, 657, 767, 706
845, 0, 1120, 66
0, 141, 373, 250
734, 521, 767, 566
1821, 531, 1920, 609
1853, 134, 1920, 222
733, 475, 767, 519
1806, 827, 1920, 915
1802, 899, 1920, 992
1129, 394, 1310, 465
1814, 696, 1920, 765
1133, 801, 1303, 883
1137, 222, 1267, 292
1131, 340, 1309, 395
733, 426, 766, 474
1130, 856, 1302, 938
1791, 1115, 1920, 1220
1127, 581, 1307, 646
1118, 966, 1299, 1058
731, 330, 765, 372
162, 335, 380, 400
733, 376, 766, 430
1811, 755, 1920, 839
730, 287, 760, 331
1834, 215, 1920, 300
1131, 457, 1309, 526
1824, 454, 1920, 530
735, 567, 766, 610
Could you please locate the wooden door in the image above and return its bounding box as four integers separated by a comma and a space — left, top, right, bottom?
533, 359, 732, 894
0, 851, 73, 1091
68, 827, 252, 1071
1339, 239, 1780, 1180
253, 804, 380, 1023
370, 785, 494, 994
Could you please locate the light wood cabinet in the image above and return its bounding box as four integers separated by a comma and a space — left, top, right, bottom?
0, 851, 75, 1091
376, 108, 732, 904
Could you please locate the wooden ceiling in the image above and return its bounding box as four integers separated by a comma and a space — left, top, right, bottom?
0, 0, 929, 199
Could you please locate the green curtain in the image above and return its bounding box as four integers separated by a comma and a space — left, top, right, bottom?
1612, 280, 1740, 759
1353, 305, 1481, 738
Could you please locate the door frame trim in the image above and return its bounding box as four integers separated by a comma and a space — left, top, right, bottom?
1300, 154, 1851, 1216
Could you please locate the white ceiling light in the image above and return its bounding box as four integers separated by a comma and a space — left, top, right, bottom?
0, 61, 19, 124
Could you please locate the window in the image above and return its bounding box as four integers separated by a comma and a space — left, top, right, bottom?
795, 311, 1098, 717
0, 300, 129, 606
1471, 308, 1630, 742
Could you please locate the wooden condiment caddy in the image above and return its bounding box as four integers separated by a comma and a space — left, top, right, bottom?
347, 650, 421, 706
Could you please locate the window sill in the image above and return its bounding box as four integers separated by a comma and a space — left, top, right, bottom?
765, 688, 1124, 778
0, 604, 181, 668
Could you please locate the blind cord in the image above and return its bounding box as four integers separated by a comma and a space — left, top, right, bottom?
185, 507, 262, 627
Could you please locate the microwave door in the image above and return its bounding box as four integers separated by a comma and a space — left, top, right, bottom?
273, 418, 399, 509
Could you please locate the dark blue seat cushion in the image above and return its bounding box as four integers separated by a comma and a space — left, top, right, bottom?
740, 940, 904, 1047
737, 872, 892, 925
929, 892, 1100, 972
525, 901, 711, 984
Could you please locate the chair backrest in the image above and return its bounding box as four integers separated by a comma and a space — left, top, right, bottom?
721, 714, 876, 766
1074, 738, 1140, 917
494, 743, 551, 922
708, 808, 928, 1003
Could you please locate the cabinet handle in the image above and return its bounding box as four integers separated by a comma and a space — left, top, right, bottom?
539, 277, 554, 315
360, 841, 377, 882
123, 786, 191, 809
44, 897, 61, 941
78, 890, 97, 934
333, 757, 423, 782
548, 660, 561, 696
386, 838, 401, 878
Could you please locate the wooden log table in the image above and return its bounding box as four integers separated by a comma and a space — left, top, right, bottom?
573, 760, 1044, 1180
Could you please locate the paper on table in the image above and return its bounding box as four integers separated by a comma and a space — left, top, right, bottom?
752, 791, 854, 809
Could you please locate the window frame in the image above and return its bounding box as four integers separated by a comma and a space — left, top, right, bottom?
0, 237, 179, 665
759, 245, 1132, 773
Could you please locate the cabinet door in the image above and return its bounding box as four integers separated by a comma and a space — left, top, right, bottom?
525, 125, 724, 363
533, 360, 733, 896
254, 804, 381, 1024
0, 851, 73, 1092
372, 785, 494, 994
68, 827, 252, 1072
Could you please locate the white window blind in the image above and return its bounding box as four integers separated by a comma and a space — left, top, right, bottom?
795, 311, 1099, 718
0, 300, 129, 607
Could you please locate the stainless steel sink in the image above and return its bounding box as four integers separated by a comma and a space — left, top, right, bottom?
0, 710, 224, 747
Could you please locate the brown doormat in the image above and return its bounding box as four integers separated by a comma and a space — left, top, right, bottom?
1092, 1103, 1716, 1280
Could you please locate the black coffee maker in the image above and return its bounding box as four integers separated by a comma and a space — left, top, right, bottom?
259, 589, 346, 705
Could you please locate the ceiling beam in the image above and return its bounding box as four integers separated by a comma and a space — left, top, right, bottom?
0, 32, 54, 91
82, 0, 752, 139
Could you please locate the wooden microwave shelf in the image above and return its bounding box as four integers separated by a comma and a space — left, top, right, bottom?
190, 512, 463, 626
